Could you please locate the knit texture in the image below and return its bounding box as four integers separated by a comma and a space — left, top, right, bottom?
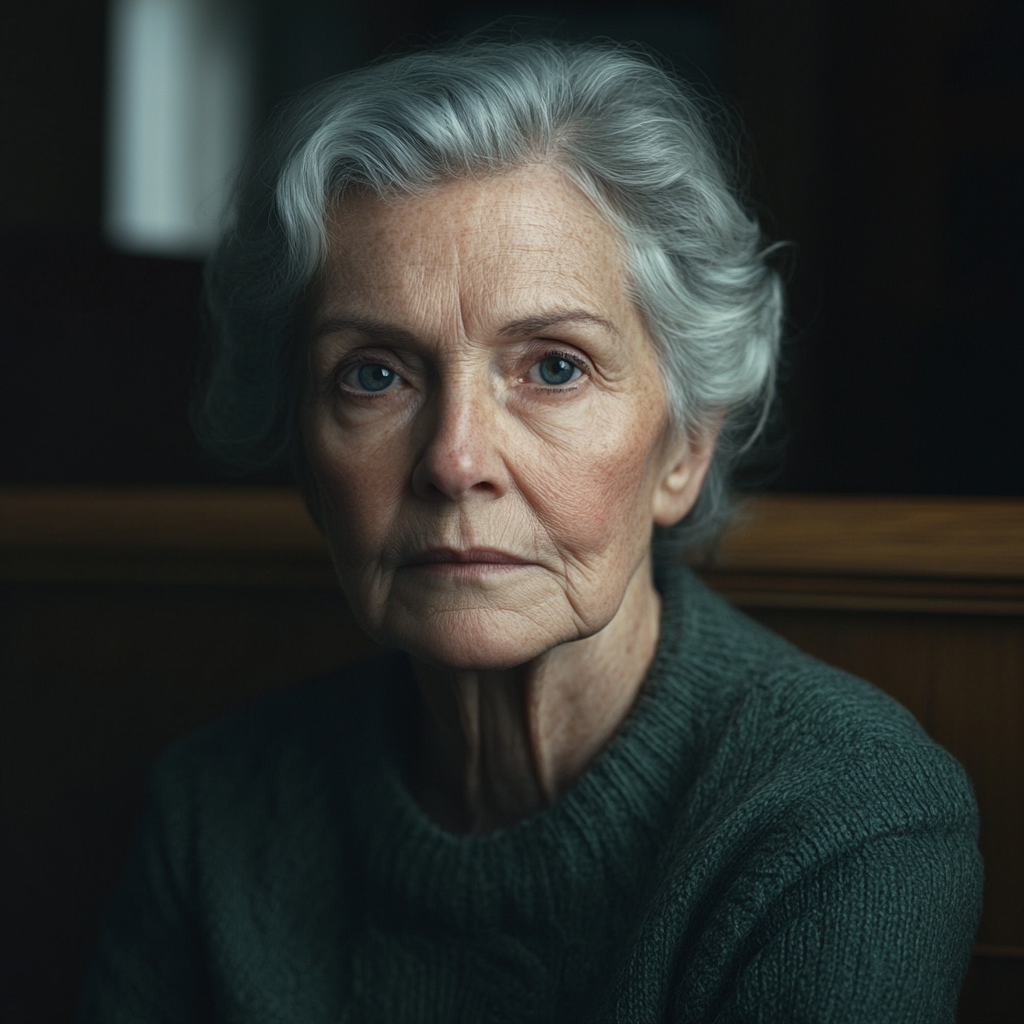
78, 564, 982, 1023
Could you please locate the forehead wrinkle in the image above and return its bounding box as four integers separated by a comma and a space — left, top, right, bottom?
324, 165, 638, 352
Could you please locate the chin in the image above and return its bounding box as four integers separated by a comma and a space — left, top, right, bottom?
380, 607, 575, 672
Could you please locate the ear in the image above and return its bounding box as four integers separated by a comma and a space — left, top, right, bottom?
651, 422, 719, 527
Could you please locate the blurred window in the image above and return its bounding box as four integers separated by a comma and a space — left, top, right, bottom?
105, 0, 253, 256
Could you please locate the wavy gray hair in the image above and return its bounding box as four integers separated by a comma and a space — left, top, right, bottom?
196, 38, 783, 548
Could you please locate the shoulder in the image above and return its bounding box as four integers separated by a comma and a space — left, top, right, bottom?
145, 653, 404, 839
620, 571, 982, 1021
668, 569, 978, 838
77, 660, 403, 1019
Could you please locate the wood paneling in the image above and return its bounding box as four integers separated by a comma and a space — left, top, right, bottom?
0, 487, 325, 553
2, 488, 1021, 1021
0, 487, 333, 587
710, 494, 1024, 579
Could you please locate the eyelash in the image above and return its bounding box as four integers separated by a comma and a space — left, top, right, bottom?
528, 349, 589, 388
332, 348, 590, 397
332, 357, 404, 398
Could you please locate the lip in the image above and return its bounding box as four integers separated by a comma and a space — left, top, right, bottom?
405, 547, 531, 567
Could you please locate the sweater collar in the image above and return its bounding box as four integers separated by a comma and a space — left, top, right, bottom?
349, 561, 725, 933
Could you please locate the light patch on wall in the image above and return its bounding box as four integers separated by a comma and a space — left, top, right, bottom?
105, 0, 253, 257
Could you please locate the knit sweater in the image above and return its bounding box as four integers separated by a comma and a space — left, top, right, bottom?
78, 564, 982, 1023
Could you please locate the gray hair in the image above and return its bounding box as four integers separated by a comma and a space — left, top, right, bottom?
196, 38, 783, 548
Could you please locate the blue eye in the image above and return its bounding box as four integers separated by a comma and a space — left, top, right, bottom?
535, 355, 580, 386
353, 364, 396, 391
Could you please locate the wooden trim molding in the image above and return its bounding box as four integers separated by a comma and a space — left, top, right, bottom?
0, 487, 335, 587
708, 495, 1024, 579
698, 495, 1024, 615
1, 489, 1023, 609
0, 487, 324, 552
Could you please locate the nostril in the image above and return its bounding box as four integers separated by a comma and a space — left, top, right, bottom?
412, 441, 507, 501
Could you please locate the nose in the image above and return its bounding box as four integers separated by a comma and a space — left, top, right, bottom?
411, 385, 509, 502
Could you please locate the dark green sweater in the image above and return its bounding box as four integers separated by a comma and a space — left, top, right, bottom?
79, 565, 982, 1023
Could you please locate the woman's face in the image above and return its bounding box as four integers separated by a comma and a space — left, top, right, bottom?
306, 164, 707, 670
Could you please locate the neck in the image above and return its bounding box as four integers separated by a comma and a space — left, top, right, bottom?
410, 555, 662, 834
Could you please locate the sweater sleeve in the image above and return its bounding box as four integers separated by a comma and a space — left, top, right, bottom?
668, 740, 984, 1024
77, 752, 210, 1024
709, 827, 982, 1024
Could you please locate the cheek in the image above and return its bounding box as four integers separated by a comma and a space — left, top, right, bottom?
518, 400, 663, 562
307, 411, 410, 566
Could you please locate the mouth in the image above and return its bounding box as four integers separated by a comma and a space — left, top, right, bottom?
405, 547, 531, 568
400, 548, 536, 580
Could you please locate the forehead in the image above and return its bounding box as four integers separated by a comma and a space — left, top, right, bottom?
318, 164, 636, 331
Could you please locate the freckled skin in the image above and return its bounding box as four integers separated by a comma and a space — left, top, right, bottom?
305, 165, 715, 832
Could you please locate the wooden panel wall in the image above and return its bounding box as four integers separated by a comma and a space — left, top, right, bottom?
1, 490, 1021, 1022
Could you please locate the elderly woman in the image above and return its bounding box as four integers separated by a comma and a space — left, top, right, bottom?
80, 40, 980, 1023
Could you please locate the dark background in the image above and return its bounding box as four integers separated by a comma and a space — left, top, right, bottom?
2, 0, 1022, 494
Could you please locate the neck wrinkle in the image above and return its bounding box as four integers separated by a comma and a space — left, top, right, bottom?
412, 552, 661, 835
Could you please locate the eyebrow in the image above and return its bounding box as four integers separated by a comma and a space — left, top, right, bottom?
311, 309, 620, 343
311, 316, 419, 345
496, 310, 621, 338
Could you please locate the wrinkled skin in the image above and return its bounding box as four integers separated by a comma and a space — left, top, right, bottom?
305, 164, 715, 832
